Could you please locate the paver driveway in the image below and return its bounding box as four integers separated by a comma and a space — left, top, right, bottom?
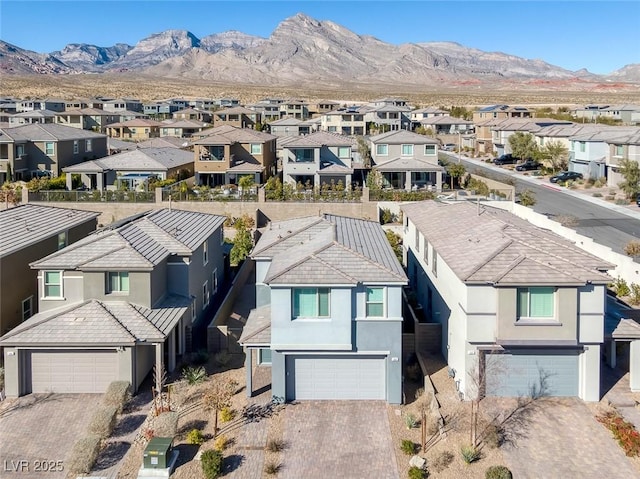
498, 398, 640, 479
280, 401, 399, 479
0, 393, 101, 479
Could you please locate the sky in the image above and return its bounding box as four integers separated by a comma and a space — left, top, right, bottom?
1, 0, 639, 74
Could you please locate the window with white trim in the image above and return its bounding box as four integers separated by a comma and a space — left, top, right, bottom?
73, 140, 79, 154
376, 144, 388, 156
250, 143, 262, 155
212, 269, 218, 294
203, 240, 209, 266
517, 287, 555, 320
423, 239, 429, 264
203, 281, 210, 309
338, 146, 350, 158
615, 145, 624, 156
365, 287, 385, 317
107, 272, 129, 293
191, 297, 197, 321
45, 142, 55, 156
43, 271, 62, 298
57, 231, 67, 250
292, 288, 330, 318
401, 144, 413, 156
432, 249, 438, 277
415, 229, 420, 252
86, 139, 92, 152
22, 296, 33, 321
424, 144, 436, 155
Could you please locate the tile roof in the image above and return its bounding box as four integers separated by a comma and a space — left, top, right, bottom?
369, 130, 439, 144
238, 304, 271, 345
137, 137, 190, 149
63, 147, 194, 173
253, 214, 407, 285
107, 119, 163, 128
402, 201, 612, 285
192, 125, 276, 145
31, 208, 225, 271
418, 115, 473, 125
280, 131, 353, 148
374, 156, 443, 171
612, 318, 640, 339
0, 205, 99, 258
0, 123, 107, 142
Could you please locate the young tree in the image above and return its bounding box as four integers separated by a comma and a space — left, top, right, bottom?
508, 132, 539, 161
617, 158, 640, 200
518, 189, 537, 207
365, 169, 383, 190
446, 163, 466, 190
355, 136, 371, 168
238, 175, 255, 198
385, 230, 403, 264
230, 215, 253, 266
415, 126, 434, 137
542, 140, 569, 172
203, 378, 239, 436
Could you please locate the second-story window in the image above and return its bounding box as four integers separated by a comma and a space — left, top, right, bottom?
73, 140, 79, 154
424, 145, 436, 155
43, 271, 62, 298
338, 147, 350, 159
107, 272, 129, 293
376, 144, 388, 156
86, 139, 92, 152
57, 231, 67, 250
415, 229, 420, 252
45, 142, 55, 156
401, 144, 413, 156
366, 287, 385, 317
250, 143, 262, 155
432, 249, 438, 277
292, 288, 330, 318
517, 287, 555, 320
615, 145, 624, 156
203, 240, 209, 266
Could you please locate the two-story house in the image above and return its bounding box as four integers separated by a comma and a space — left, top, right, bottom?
321, 106, 366, 135
0, 123, 108, 182
172, 107, 213, 124
278, 100, 309, 120
101, 98, 144, 113
567, 128, 639, 179
240, 214, 408, 403
8, 110, 57, 126
362, 104, 411, 132
410, 107, 448, 128
1, 208, 226, 397
192, 125, 277, 186
491, 118, 573, 157
213, 107, 262, 129
55, 108, 120, 133
0, 205, 99, 336
280, 131, 356, 188
473, 105, 535, 154
604, 129, 640, 187
402, 201, 612, 401
369, 130, 443, 190
268, 118, 318, 137
416, 115, 474, 135
105, 119, 163, 140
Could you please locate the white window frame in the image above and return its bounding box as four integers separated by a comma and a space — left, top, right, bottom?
203, 240, 209, 266
365, 286, 386, 318
401, 144, 414, 156
415, 229, 420, 252
432, 249, 438, 277
44, 142, 55, 156
292, 287, 330, 319
86, 139, 92, 152
212, 269, 218, 294
57, 231, 68, 250
517, 287, 556, 321
250, 143, 262, 155
203, 281, 210, 310
73, 140, 79, 154
338, 146, 350, 158
376, 144, 388, 156
424, 144, 436, 155
43, 270, 63, 299
107, 272, 130, 293
191, 297, 197, 321
22, 296, 33, 321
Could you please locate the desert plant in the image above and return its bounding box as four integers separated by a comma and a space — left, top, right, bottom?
555, 214, 579, 227
220, 406, 235, 423
624, 241, 640, 258
66, 435, 102, 475
616, 198, 630, 205
153, 411, 179, 437
187, 428, 205, 445
264, 461, 281, 475
401, 439, 418, 455
201, 449, 223, 479
592, 192, 602, 197
617, 158, 640, 200
190, 349, 210, 365
182, 366, 207, 385
612, 277, 631, 298
103, 381, 131, 413
380, 207, 394, 225
214, 434, 229, 451
519, 189, 536, 207
214, 350, 232, 366
486, 465, 513, 479
431, 450, 454, 472
88, 404, 118, 439
266, 438, 286, 452
408, 465, 427, 479
404, 412, 418, 430
203, 378, 239, 436
629, 284, 640, 306
597, 411, 640, 456
460, 444, 481, 464
483, 424, 504, 449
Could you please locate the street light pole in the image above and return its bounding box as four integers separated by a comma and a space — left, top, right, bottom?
458, 131, 462, 164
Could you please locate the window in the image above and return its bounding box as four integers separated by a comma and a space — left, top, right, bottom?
212, 269, 218, 294
376, 144, 388, 156
250, 143, 262, 155
203, 281, 210, 309
404, 215, 409, 234
615, 145, 624, 156
259, 348, 272, 364
424, 144, 436, 155
43, 271, 62, 298
295, 149, 314, 162
45, 142, 55, 156
191, 298, 197, 321
107, 272, 129, 293
401, 144, 413, 156
366, 287, 384, 317
292, 288, 330, 318
22, 296, 33, 321
73, 140, 79, 154
338, 146, 350, 158
57, 231, 67, 250
432, 249, 438, 276
579, 142, 585, 153
328, 126, 337, 133
86, 139, 92, 152
203, 240, 208, 266
517, 287, 555, 319
415, 229, 420, 252
423, 239, 429, 264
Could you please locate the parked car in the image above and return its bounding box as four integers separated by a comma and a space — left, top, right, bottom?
515, 159, 542, 171
636, 195, 640, 207
493, 154, 518, 165
442, 144, 456, 151
550, 171, 583, 183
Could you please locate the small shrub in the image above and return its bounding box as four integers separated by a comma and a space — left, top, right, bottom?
404, 412, 418, 430
486, 465, 513, 479
610, 189, 617, 195
380, 207, 394, 225
592, 192, 602, 197
104, 381, 131, 413
191, 349, 210, 365
612, 277, 631, 298
519, 189, 536, 207
408, 465, 427, 479
201, 449, 223, 479
153, 411, 179, 437
187, 428, 205, 445
616, 198, 630, 205
556, 214, 579, 227
431, 450, 454, 472
406, 362, 422, 382
460, 444, 481, 464
584, 182, 593, 189
264, 461, 281, 475
401, 439, 418, 455
67, 435, 102, 474
182, 366, 207, 385
594, 177, 607, 188
629, 284, 640, 306
266, 438, 286, 452
484, 424, 504, 449
214, 350, 232, 366
625, 240, 640, 258
220, 406, 235, 423
214, 434, 228, 451
605, 195, 616, 201
88, 404, 118, 439
598, 411, 640, 456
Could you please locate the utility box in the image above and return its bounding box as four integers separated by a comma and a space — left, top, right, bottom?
143, 437, 172, 469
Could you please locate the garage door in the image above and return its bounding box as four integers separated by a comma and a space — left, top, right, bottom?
29, 350, 118, 394
286, 355, 385, 400
485, 350, 579, 397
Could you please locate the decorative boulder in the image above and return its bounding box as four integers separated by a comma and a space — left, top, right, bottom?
409, 455, 426, 469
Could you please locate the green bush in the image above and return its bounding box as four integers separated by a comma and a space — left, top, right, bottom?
153, 411, 179, 437
460, 444, 481, 464
88, 404, 118, 439
484, 424, 504, 449
592, 192, 603, 197
104, 381, 131, 413
220, 406, 235, 423
630, 284, 640, 306
67, 435, 101, 474
201, 449, 223, 479
380, 207, 394, 225
214, 350, 232, 366
404, 412, 418, 429
431, 450, 454, 472
401, 439, 418, 455
187, 428, 205, 445
616, 198, 630, 205
190, 349, 210, 365
408, 465, 427, 479
612, 277, 631, 298
486, 465, 513, 479
182, 366, 207, 385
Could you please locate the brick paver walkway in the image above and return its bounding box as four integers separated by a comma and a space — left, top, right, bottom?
280, 401, 399, 479
0, 393, 102, 478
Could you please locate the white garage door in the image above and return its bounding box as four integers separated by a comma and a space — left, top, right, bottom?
30, 350, 118, 394
286, 355, 385, 400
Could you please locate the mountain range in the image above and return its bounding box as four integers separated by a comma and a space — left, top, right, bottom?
1, 13, 638, 88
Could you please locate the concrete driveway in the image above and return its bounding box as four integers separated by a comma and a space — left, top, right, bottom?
280, 401, 399, 479
496, 398, 639, 479
0, 393, 102, 478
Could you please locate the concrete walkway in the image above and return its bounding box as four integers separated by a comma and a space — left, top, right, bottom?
602, 366, 640, 431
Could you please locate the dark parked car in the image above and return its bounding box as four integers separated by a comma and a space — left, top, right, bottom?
515, 159, 542, 171
493, 154, 518, 165
550, 171, 583, 183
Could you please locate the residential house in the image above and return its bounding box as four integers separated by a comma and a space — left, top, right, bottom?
55, 108, 119, 133
102, 98, 144, 113
8, 110, 57, 126
268, 117, 318, 137
15, 99, 66, 113
247, 99, 284, 123
371, 98, 411, 108
604, 129, 640, 187
416, 115, 474, 135
240, 214, 408, 402
279, 100, 309, 120
473, 106, 535, 154
362, 104, 411, 132
491, 118, 573, 157
307, 100, 339, 118
369, 130, 442, 190
105, 119, 163, 140
143, 101, 183, 119
117, 110, 150, 122
321, 106, 366, 135
160, 119, 208, 138
63, 147, 194, 191
402, 201, 612, 401
1, 208, 226, 396
0, 205, 99, 336
192, 125, 277, 186
172, 108, 213, 124
213, 107, 262, 129
65, 98, 104, 110
280, 131, 357, 188
0, 124, 108, 182
410, 107, 448, 128
572, 105, 640, 125
568, 128, 640, 180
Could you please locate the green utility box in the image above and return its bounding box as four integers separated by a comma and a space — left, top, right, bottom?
143, 437, 172, 469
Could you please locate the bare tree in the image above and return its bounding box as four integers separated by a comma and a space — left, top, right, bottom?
203, 378, 239, 437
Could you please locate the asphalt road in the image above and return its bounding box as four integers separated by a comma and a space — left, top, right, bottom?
452, 155, 640, 255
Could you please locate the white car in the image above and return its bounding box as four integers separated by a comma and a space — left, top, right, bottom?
442, 144, 456, 151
